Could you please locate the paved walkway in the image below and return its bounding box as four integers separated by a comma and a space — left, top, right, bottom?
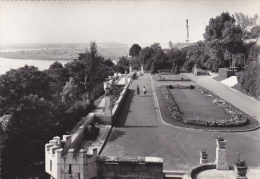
101, 73, 260, 175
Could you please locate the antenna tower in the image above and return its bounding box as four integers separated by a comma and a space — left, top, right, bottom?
186, 19, 189, 43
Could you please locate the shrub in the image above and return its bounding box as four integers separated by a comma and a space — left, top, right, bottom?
91, 83, 105, 100
240, 61, 260, 97
236, 72, 244, 83
190, 85, 195, 89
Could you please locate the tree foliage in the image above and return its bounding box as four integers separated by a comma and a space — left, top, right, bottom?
129, 44, 142, 57
0, 66, 52, 115
234, 12, 258, 32
0, 41, 113, 178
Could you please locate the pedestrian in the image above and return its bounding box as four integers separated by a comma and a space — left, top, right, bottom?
143, 86, 147, 95
136, 85, 140, 95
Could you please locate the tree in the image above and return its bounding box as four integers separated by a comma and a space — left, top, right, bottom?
182, 59, 195, 72
61, 77, 80, 104
129, 44, 142, 58
234, 12, 258, 32
169, 41, 174, 49
138, 47, 154, 69
0, 66, 53, 115
166, 48, 185, 74
204, 12, 236, 41
203, 12, 244, 71
77, 41, 103, 106
49, 61, 63, 69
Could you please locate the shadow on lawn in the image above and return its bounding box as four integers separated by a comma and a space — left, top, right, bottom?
113, 89, 135, 127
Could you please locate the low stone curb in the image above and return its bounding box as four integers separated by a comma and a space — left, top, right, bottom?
182, 163, 216, 179
150, 74, 260, 133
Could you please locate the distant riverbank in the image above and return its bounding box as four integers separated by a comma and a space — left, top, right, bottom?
0, 57, 71, 75
0, 43, 129, 62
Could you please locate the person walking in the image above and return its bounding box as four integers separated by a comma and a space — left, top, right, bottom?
143, 86, 147, 96
136, 85, 140, 95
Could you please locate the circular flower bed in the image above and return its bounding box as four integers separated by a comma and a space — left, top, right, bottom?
161, 85, 248, 127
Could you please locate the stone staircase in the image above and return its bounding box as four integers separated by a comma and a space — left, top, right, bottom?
163, 170, 186, 179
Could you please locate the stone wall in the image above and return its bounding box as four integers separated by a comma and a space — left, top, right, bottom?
97, 156, 163, 179
45, 114, 97, 179
45, 72, 136, 179
45, 136, 98, 179
219, 68, 235, 78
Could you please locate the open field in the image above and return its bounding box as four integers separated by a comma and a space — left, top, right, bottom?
0, 43, 129, 62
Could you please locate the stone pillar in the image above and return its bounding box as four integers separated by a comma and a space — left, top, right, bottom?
200, 150, 208, 164
194, 64, 197, 76
215, 139, 229, 170
125, 74, 128, 85
129, 64, 132, 73
104, 87, 112, 125
141, 65, 144, 75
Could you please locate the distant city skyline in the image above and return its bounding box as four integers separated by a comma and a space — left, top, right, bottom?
0, 1, 259, 45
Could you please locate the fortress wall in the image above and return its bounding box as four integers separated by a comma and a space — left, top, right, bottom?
46, 136, 98, 179
71, 113, 95, 150
97, 156, 163, 179
45, 72, 135, 178
111, 73, 133, 123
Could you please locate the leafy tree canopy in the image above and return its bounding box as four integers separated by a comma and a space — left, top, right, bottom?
0, 65, 52, 115
234, 12, 258, 32
129, 44, 142, 57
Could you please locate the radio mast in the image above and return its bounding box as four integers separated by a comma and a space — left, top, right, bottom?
186, 19, 189, 43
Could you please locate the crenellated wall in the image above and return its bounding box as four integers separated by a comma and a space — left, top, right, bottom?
45, 135, 98, 179
45, 113, 97, 179
45, 72, 135, 179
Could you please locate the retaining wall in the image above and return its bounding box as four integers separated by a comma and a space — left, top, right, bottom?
97, 156, 163, 179
45, 73, 135, 179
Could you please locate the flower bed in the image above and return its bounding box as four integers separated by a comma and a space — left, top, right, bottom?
161, 86, 248, 127
155, 74, 191, 81
110, 88, 123, 109
168, 85, 195, 89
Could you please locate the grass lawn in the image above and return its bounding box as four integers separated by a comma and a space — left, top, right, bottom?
155, 86, 259, 131
212, 76, 227, 81
169, 88, 230, 121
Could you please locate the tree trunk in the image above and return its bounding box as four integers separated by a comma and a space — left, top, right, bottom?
171, 63, 176, 74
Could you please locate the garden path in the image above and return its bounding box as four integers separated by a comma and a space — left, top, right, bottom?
101, 73, 260, 173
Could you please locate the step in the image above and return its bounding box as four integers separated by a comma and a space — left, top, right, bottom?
163, 170, 186, 179
164, 174, 183, 179
163, 170, 186, 175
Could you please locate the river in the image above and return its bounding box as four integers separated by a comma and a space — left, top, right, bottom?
0, 57, 72, 75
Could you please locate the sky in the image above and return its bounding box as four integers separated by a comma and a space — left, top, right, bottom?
0, 0, 259, 46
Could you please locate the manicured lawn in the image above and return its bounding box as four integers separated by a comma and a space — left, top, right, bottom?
212, 76, 226, 81
155, 86, 259, 131
169, 88, 230, 121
